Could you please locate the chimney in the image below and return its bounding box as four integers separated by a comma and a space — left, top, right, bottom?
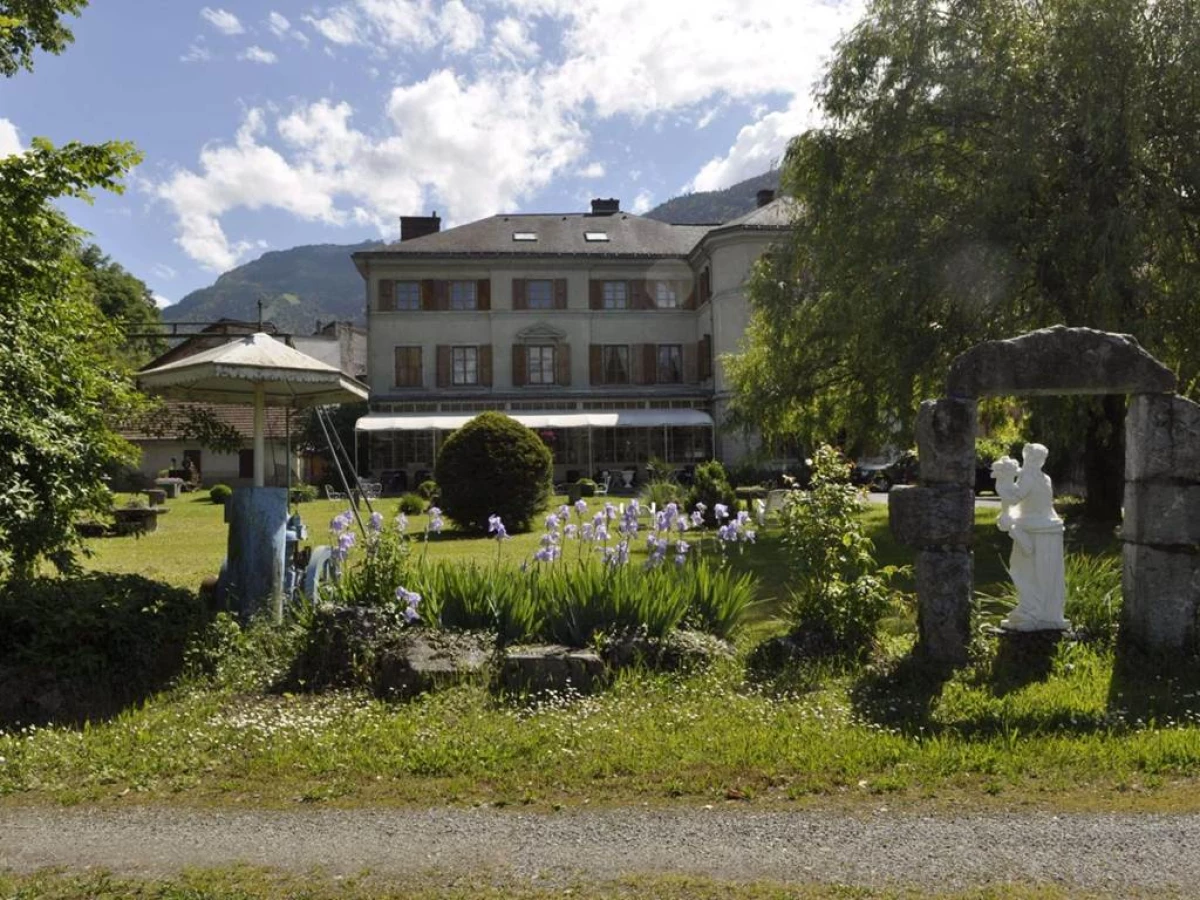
756, 189, 776, 208
589, 197, 620, 215
400, 211, 441, 242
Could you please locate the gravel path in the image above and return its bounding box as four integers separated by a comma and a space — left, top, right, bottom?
3, 805, 1198, 893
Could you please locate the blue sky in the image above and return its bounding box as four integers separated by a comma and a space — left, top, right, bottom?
0, 0, 863, 306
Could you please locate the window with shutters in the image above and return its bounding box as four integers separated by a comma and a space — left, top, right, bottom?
657, 344, 683, 383
603, 281, 627, 309
526, 280, 553, 310
394, 346, 422, 387
452, 346, 478, 385
654, 281, 679, 309
449, 281, 477, 310
526, 345, 556, 384
602, 345, 629, 384
395, 281, 420, 310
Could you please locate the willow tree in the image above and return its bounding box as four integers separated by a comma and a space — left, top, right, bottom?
728, 0, 1200, 517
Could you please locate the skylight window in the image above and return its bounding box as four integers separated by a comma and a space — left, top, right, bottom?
584, 231, 610, 242
513, 231, 538, 241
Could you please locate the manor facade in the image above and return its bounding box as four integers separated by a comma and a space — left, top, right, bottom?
352, 193, 790, 489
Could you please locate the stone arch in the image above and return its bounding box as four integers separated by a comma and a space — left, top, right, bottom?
889, 325, 1199, 665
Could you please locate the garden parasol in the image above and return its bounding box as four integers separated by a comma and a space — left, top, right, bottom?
137, 332, 369, 486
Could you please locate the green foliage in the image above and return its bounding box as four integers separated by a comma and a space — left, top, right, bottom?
327, 521, 413, 609
76, 243, 163, 366
137, 403, 243, 456
208, 484, 232, 504
678, 559, 756, 640
416, 479, 439, 501
687, 460, 739, 526
435, 412, 553, 533
779, 444, 899, 659
576, 478, 596, 497
288, 483, 318, 504
412, 561, 540, 644
0, 137, 144, 581
728, 0, 1200, 506
639, 478, 687, 510
397, 493, 425, 515
0, 0, 87, 77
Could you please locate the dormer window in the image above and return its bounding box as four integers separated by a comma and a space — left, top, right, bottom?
513, 231, 538, 241
584, 231, 609, 242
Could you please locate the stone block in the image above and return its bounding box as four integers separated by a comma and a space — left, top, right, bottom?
1122, 542, 1200, 654
499, 645, 608, 695
888, 484, 975, 547
947, 326, 1176, 398
1122, 482, 1200, 547
1126, 393, 1200, 483
915, 398, 977, 485
915, 549, 973, 667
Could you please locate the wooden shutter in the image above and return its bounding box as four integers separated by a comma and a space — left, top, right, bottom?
683, 343, 698, 383
589, 280, 603, 310
556, 343, 571, 385
512, 278, 527, 310
553, 278, 568, 310
436, 345, 451, 387
700, 268, 711, 305
631, 343, 645, 384
435, 280, 450, 310
378, 279, 395, 312
632, 279, 652, 310
634, 343, 656, 384
512, 344, 527, 386
682, 280, 696, 309
589, 344, 602, 384
698, 334, 713, 380
477, 279, 491, 311
478, 344, 493, 387
393, 346, 404, 385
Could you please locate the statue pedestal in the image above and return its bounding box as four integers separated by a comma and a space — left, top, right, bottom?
987, 625, 1073, 689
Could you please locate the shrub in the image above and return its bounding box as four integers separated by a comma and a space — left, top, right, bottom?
679, 558, 757, 640
289, 483, 318, 504
412, 561, 541, 644
209, 484, 232, 504
435, 412, 553, 532
576, 478, 597, 497
688, 460, 739, 525
324, 511, 413, 609
640, 479, 687, 510
397, 493, 426, 515
778, 444, 901, 661
417, 479, 439, 501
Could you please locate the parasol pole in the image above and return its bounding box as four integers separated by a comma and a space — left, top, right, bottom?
253, 382, 266, 487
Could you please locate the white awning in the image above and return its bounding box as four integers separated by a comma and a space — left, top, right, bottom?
355, 409, 713, 432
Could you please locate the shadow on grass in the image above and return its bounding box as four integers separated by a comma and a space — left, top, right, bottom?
849, 652, 953, 735
1108, 643, 1200, 725
0, 573, 214, 730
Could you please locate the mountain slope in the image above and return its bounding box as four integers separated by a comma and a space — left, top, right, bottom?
163, 240, 382, 334
163, 172, 780, 330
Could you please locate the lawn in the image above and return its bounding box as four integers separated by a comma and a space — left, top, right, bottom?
5, 489, 1179, 815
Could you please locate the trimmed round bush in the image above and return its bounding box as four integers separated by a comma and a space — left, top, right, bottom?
435, 412, 553, 533
209, 484, 232, 504
417, 479, 439, 501
688, 460, 739, 525
397, 493, 425, 515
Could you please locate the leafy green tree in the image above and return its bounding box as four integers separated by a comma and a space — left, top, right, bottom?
77, 244, 165, 366
0, 0, 87, 76
729, 0, 1200, 518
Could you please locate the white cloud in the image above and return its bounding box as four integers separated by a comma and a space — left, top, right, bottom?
576, 162, 605, 179
200, 7, 244, 36
303, 8, 362, 45
438, 1, 484, 54
238, 45, 279, 64
492, 17, 538, 64
267, 11, 310, 45
688, 102, 805, 192
151, 263, 177, 281
304, 0, 482, 54
180, 41, 212, 63
0, 117, 23, 157
630, 189, 654, 214
153, 294, 175, 309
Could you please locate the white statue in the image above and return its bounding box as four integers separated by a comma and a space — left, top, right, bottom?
990, 443, 1069, 631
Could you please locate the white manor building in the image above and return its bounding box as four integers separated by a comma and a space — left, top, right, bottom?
352, 192, 790, 491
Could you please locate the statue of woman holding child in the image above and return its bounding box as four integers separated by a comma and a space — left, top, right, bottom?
990, 443, 1069, 631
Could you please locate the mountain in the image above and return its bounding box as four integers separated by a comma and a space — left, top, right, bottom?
163, 171, 780, 330
162, 240, 383, 334
642, 170, 780, 224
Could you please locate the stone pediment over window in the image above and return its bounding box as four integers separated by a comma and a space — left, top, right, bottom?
515, 322, 568, 344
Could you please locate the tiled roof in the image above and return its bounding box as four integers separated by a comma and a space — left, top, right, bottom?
355, 213, 713, 259
119, 401, 297, 442
705, 197, 798, 233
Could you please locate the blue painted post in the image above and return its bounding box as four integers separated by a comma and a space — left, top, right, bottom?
224, 486, 288, 622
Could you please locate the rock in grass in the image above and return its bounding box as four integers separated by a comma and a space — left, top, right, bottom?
599, 628, 735, 673
498, 645, 608, 696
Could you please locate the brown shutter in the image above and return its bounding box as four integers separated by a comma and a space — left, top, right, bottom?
556, 343, 571, 386
435, 280, 450, 310
638, 343, 657, 384
436, 345, 451, 387
589, 280, 603, 310
554, 278, 568, 310
631, 343, 645, 384
683, 343, 698, 383
393, 346, 403, 385
512, 278, 526, 311
477, 279, 491, 311
479, 344, 493, 387
420, 279, 436, 310
589, 344, 602, 384
512, 344, 527, 387
378, 279, 395, 312
633, 279, 651, 310
682, 280, 696, 309
700, 268, 711, 305
699, 334, 712, 380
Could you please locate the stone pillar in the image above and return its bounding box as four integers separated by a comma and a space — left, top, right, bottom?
1122, 393, 1200, 654
889, 397, 977, 666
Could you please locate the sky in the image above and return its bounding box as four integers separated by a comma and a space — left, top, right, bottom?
0, 0, 864, 307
